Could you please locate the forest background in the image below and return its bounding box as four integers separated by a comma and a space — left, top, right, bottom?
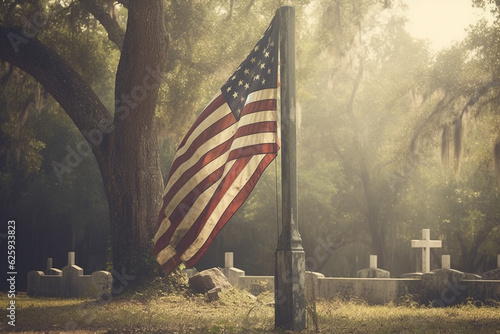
1, 0, 499, 291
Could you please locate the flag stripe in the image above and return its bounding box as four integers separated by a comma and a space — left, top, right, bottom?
175, 156, 254, 255
176, 94, 227, 153
158, 152, 275, 270
168, 112, 235, 180
153, 141, 276, 251
154, 94, 277, 244
154, 164, 228, 255
185, 153, 277, 266
155, 140, 276, 250
155, 158, 236, 264
162, 92, 276, 199
167, 112, 275, 199
167, 95, 276, 181
156, 118, 276, 240
160, 141, 229, 216
154, 97, 276, 252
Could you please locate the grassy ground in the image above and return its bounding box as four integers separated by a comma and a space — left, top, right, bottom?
1, 289, 500, 334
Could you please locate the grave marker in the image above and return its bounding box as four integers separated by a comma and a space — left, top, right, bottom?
225, 252, 234, 268
442, 255, 451, 270
483, 254, 500, 280
68, 251, 75, 265
27, 252, 112, 298
357, 255, 390, 278
46, 258, 53, 273
411, 229, 442, 273
45, 257, 62, 276
370, 255, 377, 269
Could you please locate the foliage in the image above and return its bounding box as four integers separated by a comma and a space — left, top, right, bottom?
405, 0, 500, 273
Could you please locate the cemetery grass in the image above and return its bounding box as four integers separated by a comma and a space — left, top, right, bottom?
2, 289, 500, 334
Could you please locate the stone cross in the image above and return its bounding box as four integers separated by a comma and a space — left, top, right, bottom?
369, 255, 377, 269
411, 229, 442, 273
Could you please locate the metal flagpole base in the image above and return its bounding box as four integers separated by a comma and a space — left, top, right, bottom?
275, 248, 306, 330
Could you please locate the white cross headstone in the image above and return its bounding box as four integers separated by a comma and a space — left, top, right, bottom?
411, 229, 442, 273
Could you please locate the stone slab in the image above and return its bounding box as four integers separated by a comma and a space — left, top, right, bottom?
357, 268, 391, 278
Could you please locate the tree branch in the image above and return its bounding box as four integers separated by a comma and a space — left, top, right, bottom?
0, 26, 112, 161
79, 0, 125, 50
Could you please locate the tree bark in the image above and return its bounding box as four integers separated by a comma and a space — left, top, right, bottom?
107, 1, 167, 278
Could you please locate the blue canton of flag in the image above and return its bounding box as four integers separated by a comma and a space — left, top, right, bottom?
221, 17, 278, 120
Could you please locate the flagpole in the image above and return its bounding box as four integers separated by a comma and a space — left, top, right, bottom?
275, 5, 306, 331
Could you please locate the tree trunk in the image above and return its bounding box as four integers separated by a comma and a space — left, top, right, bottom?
360, 164, 386, 267
104, 1, 167, 279
344, 51, 387, 268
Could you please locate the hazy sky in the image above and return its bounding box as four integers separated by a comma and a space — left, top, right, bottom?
405, 0, 492, 52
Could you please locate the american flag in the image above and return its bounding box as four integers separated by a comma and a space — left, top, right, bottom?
153, 14, 279, 274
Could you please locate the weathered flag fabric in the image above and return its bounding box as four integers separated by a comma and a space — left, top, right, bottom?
153, 15, 279, 274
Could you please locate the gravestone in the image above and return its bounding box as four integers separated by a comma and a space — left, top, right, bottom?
90, 271, 113, 299
222, 252, 234, 278
483, 255, 500, 280
411, 229, 442, 273
27, 252, 112, 298
442, 255, 451, 270
225, 252, 234, 268
420, 268, 466, 306
46, 258, 52, 274
357, 255, 390, 278
46, 257, 62, 276
62, 252, 85, 297
27, 271, 44, 296
418, 254, 483, 306
224, 251, 499, 306
223, 252, 245, 286
439, 255, 481, 280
